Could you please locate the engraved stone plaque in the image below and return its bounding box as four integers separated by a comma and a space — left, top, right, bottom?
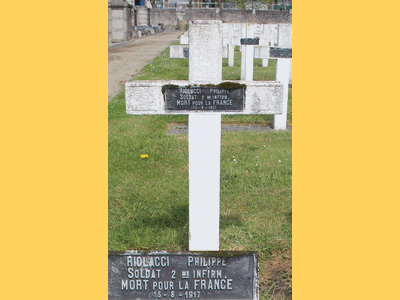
240, 38, 260, 45
109, 252, 258, 300
183, 47, 189, 58
269, 47, 292, 59
164, 86, 244, 112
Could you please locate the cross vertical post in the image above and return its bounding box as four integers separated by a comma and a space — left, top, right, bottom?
188, 20, 223, 251
261, 36, 270, 67
240, 24, 255, 82
228, 41, 234, 67
273, 58, 291, 130
273, 24, 292, 130
262, 58, 269, 67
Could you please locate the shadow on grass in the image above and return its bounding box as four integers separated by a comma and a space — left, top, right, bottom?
135, 202, 189, 249
285, 211, 292, 225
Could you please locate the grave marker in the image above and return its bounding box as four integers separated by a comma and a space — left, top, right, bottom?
221, 23, 283, 69
108, 252, 259, 300
180, 31, 189, 45
228, 42, 234, 67
170, 45, 189, 59
125, 21, 284, 251
276, 24, 292, 85
258, 36, 271, 67
270, 46, 291, 130
240, 25, 256, 82
273, 23, 292, 130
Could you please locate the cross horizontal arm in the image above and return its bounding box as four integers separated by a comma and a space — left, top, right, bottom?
125, 80, 284, 115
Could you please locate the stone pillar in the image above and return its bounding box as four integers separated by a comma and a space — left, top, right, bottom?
109, 0, 133, 43
176, 5, 185, 30
137, 5, 150, 26
108, 7, 112, 44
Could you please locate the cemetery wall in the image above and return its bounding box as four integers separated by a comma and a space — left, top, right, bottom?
137, 6, 150, 26
151, 8, 177, 28
108, 7, 112, 44
150, 8, 291, 28
218, 9, 291, 24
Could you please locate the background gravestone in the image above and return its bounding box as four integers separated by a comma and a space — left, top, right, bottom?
277, 23, 292, 85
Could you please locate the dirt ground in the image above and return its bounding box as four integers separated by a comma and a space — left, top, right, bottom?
108, 30, 184, 98
259, 250, 292, 299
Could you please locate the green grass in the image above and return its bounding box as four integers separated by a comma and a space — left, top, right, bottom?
219, 132, 292, 252
134, 45, 189, 81
109, 44, 292, 254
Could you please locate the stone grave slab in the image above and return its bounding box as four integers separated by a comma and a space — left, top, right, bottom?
109, 252, 258, 300
170, 45, 189, 59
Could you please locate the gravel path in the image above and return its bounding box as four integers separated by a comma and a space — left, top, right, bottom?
108, 30, 184, 99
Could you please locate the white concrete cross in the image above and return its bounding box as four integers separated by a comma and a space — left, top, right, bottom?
246, 44, 292, 130
271, 50, 291, 130
239, 25, 292, 130
240, 24, 256, 82
125, 20, 284, 252
180, 31, 189, 45
277, 24, 292, 86
273, 23, 292, 130
228, 41, 234, 67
